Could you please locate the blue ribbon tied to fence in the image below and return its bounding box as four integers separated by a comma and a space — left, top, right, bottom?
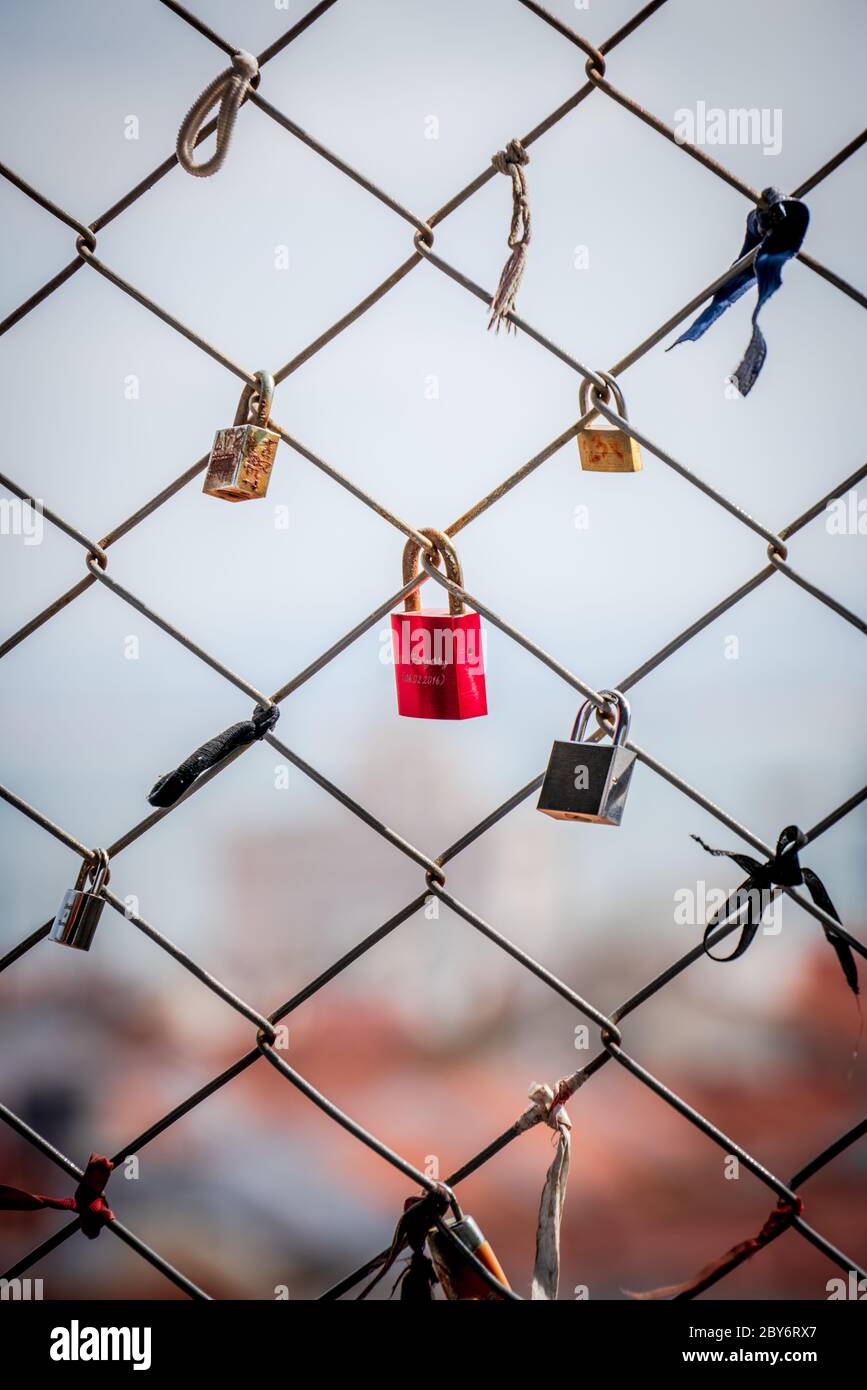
668, 186, 810, 395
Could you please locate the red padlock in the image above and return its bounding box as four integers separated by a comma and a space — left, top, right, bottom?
391, 528, 487, 720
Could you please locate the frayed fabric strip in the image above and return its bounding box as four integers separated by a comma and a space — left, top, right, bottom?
488, 139, 531, 333
527, 1080, 572, 1301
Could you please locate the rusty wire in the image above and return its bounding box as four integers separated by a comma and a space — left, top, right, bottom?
0, 0, 865, 1300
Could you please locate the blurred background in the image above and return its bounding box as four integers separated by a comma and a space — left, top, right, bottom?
0, 0, 865, 1300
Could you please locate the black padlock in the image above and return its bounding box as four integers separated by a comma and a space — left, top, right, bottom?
50, 851, 110, 951
537, 689, 636, 826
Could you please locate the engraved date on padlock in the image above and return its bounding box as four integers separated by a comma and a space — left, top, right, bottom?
202, 371, 279, 502
391, 529, 487, 720
538, 690, 636, 826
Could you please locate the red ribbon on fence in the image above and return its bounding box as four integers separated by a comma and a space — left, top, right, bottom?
0, 1153, 114, 1239
626, 1196, 804, 1300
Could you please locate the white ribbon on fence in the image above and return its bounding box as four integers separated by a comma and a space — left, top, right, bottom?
521, 1080, 573, 1300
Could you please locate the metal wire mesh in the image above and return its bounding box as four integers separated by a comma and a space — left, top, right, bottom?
1, 0, 865, 1300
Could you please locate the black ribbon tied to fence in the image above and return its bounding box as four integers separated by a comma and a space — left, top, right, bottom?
356, 1189, 448, 1301
693, 825, 859, 998
669, 187, 809, 395
148, 704, 280, 808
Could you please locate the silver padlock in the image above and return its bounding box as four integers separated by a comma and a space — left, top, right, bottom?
50, 851, 110, 951
537, 690, 636, 826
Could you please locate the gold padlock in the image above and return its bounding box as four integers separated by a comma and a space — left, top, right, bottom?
203, 371, 279, 501
577, 372, 642, 473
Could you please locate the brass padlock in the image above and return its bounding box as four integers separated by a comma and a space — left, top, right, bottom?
427, 1209, 511, 1300
577, 373, 642, 473
50, 851, 110, 951
202, 370, 279, 501
537, 689, 636, 825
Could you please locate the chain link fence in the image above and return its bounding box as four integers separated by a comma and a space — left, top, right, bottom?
0, 0, 865, 1300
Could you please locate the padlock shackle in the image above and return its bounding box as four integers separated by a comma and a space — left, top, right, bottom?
233, 370, 275, 429
402, 527, 465, 617
571, 689, 631, 746
75, 848, 111, 894
432, 1180, 464, 1224
579, 370, 628, 421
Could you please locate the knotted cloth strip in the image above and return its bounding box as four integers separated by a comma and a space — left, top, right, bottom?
0, 1154, 114, 1240
668, 187, 809, 395
176, 49, 259, 177
488, 138, 531, 333
525, 1080, 572, 1300
693, 825, 859, 998
148, 703, 279, 807
357, 1075, 576, 1300
626, 1196, 803, 1300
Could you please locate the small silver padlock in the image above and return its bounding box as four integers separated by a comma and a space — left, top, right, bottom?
202, 370, 279, 502
50, 851, 110, 951
537, 689, 636, 826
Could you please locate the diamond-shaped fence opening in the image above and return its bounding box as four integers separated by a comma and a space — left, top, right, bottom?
0, 0, 865, 1300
